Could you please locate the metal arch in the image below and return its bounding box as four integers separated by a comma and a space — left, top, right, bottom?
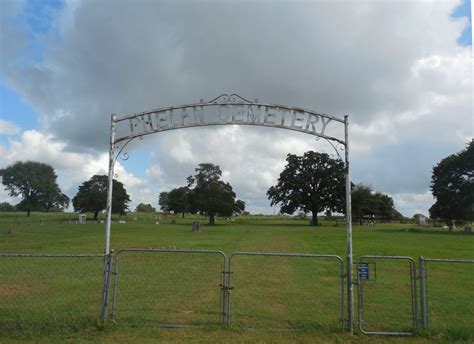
101, 94, 354, 333
114, 122, 346, 146
114, 96, 344, 124
112, 94, 347, 146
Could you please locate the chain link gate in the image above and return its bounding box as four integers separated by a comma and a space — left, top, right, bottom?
419, 257, 474, 332
111, 248, 227, 327
357, 255, 418, 336
225, 252, 345, 330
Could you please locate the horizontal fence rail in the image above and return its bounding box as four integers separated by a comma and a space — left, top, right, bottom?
226, 252, 345, 330
357, 255, 418, 336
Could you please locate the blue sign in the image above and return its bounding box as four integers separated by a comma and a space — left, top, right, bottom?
358, 263, 370, 280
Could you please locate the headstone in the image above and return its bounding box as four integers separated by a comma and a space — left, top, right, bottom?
78, 214, 86, 224
464, 226, 472, 234
171, 219, 176, 224
192, 221, 201, 231
418, 216, 426, 225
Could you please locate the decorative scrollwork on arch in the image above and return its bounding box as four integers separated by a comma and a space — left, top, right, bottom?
114, 138, 135, 164
201, 93, 256, 104
323, 138, 345, 162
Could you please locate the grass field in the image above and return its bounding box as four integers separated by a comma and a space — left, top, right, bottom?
0, 212, 473, 343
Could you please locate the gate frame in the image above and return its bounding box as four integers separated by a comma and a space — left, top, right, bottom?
357, 255, 418, 336
419, 257, 474, 330
100, 93, 354, 332
225, 252, 345, 329
110, 248, 227, 326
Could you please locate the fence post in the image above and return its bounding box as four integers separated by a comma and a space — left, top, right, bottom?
100, 250, 114, 320
220, 259, 228, 325
419, 256, 427, 329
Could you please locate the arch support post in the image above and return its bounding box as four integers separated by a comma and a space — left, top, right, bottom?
101, 114, 117, 320
344, 115, 354, 334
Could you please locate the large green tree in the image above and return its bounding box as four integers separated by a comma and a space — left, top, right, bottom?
135, 203, 156, 213
351, 184, 399, 224
429, 141, 473, 228
167, 186, 191, 218
351, 184, 376, 225
187, 163, 240, 225
0, 161, 69, 216
234, 199, 246, 215
158, 192, 169, 212
72, 175, 131, 220
267, 151, 345, 226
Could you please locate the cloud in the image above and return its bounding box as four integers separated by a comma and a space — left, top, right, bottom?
0, 120, 21, 135
0, 0, 471, 215
391, 191, 435, 218
0, 130, 154, 210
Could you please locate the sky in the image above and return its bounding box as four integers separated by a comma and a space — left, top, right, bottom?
0, 0, 472, 217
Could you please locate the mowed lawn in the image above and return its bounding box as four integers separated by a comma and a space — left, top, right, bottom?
0, 212, 473, 343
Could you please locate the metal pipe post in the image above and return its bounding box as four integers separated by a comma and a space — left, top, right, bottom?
344, 115, 354, 334
419, 257, 427, 329
101, 114, 117, 320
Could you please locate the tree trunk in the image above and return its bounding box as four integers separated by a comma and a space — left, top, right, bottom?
209, 213, 216, 225
93, 211, 99, 220
447, 218, 454, 231
27, 208, 31, 217
311, 212, 318, 226
182, 211, 185, 218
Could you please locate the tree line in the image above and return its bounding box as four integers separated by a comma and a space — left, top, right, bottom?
158, 163, 246, 225
1, 140, 472, 227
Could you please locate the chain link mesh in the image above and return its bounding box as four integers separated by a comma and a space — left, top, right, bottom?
0, 254, 105, 334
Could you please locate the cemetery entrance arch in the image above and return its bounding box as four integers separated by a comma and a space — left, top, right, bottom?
101, 94, 355, 332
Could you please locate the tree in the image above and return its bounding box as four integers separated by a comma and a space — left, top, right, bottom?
135, 203, 156, 212
233, 199, 246, 215
72, 175, 131, 220
267, 151, 345, 226
0, 202, 16, 212
429, 140, 474, 229
373, 192, 396, 222
392, 209, 405, 222
41, 184, 70, 212
0, 161, 69, 216
158, 192, 169, 212
351, 184, 399, 224
187, 163, 238, 225
167, 186, 191, 218
351, 184, 376, 225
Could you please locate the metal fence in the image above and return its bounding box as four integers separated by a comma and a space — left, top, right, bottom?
110, 248, 226, 327
1, 250, 473, 337
419, 257, 474, 335
226, 252, 345, 330
0, 253, 106, 334
357, 255, 418, 336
